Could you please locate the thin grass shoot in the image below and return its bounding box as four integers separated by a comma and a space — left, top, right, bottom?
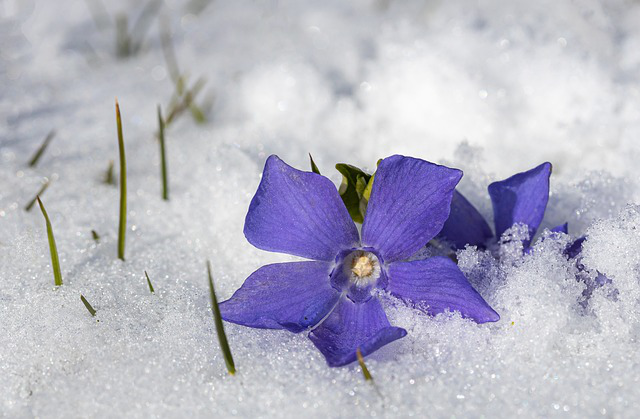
356, 348, 373, 381
25, 179, 51, 211
80, 295, 97, 316
104, 160, 116, 185
207, 260, 236, 375
115, 100, 127, 261
144, 270, 155, 293
36, 196, 62, 286
28, 130, 56, 167
157, 105, 169, 200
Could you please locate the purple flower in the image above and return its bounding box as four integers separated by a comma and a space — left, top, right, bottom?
439, 162, 560, 250
565, 236, 612, 305
220, 155, 499, 367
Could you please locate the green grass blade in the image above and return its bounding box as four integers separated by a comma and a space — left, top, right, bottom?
309, 153, 321, 174
160, 18, 181, 86
104, 160, 115, 185
28, 130, 55, 167
356, 348, 373, 381
157, 105, 169, 200
80, 294, 97, 316
207, 260, 236, 375
25, 180, 51, 211
36, 197, 62, 286
115, 14, 130, 57
188, 102, 207, 124
144, 270, 155, 293
91, 230, 100, 243
129, 0, 162, 55
115, 100, 127, 261
84, 0, 111, 32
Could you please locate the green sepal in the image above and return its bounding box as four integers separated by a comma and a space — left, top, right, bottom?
359, 174, 375, 218
309, 153, 321, 175
358, 159, 381, 218
335, 164, 372, 224
355, 174, 367, 197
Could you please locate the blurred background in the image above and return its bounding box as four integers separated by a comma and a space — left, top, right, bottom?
2, 0, 640, 180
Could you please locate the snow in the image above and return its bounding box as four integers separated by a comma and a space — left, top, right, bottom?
2, 0, 640, 417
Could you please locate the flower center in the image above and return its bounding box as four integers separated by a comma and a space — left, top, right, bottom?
351, 255, 373, 278
343, 250, 380, 288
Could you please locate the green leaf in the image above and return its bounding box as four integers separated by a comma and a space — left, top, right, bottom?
309, 153, 321, 175
207, 260, 236, 375
91, 230, 100, 243
80, 295, 97, 317
335, 164, 371, 224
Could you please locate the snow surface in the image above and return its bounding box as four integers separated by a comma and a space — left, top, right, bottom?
2, 0, 640, 417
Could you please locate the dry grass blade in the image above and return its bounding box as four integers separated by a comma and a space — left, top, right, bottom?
164, 77, 207, 127
356, 348, 373, 381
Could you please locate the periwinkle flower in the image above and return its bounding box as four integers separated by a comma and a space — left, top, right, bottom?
220, 155, 499, 367
438, 162, 613, 306
438, 162, 558, 250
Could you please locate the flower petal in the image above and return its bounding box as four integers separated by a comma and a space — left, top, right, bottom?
387, 256, 499, 323
308, 297, 407, 367
566, 236, 586, 259
438, 190, 493, 249
488, 162, 551, 247
551, 222, 568, 234
244, 155, 359, 261
361, 155, 462, 262
220, 261, 341, 333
